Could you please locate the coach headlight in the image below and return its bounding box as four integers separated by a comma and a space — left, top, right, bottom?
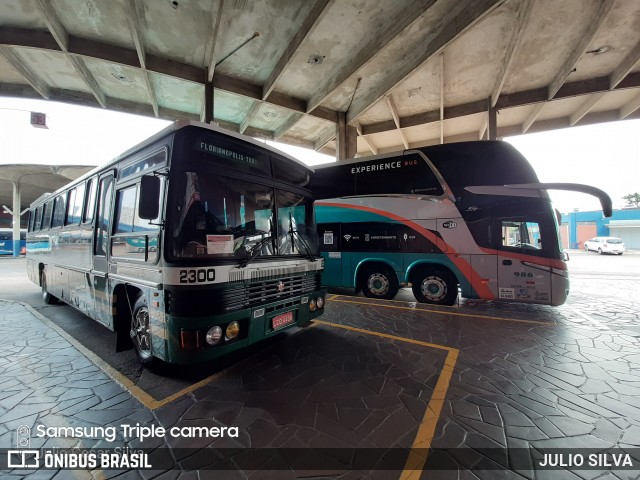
205, 326, 222, 345
309, 299, 317, 312
226, 321, 240, 340
316, 296, 324, 309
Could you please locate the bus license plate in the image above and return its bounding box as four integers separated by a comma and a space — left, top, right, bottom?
272, 311, 294, 330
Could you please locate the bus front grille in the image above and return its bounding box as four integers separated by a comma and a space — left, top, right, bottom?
166, 273, 321, 316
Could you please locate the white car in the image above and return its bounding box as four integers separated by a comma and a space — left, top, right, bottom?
584, 236, 625, 255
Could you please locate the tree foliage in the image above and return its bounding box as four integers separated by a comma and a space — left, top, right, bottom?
622, 192, 640, 207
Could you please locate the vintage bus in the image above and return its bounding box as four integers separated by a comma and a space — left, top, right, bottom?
312, 141, 611, 306
0, 228, 26, 255
27, 120, 326, 365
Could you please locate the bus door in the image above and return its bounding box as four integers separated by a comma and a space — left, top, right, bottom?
317, 223, 344, 287
496, 218, 552, 304
91, 172, 115, 327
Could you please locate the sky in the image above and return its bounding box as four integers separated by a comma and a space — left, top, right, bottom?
1, 97, 639, 214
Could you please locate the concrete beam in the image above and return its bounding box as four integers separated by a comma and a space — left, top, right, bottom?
547, 0, 614, 100
358, 73, 640, 136
307, 0, 438, 113
263, 0, 333, 100
0, 27, 340, 124
385, 95, 408, 149
569, 92, 605, 126
274, 113, 304, 141
619, 91, 640, 119
0, 48, 50, 99
522, 103, 545, 134
610, 40, 640, 90
205, 0, 225, 82
491, 0, 533, 107
124, 0, 158, 116
346, 0, 502, 124
33, 0, 106, 108
356, 122, 378, 155
239, 100, 263, 134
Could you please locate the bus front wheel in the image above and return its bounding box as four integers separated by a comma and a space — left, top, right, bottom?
361, 265, 399, 300
41, 271, 59, 305
412, 268, 458, 306
130, 293, 154, 366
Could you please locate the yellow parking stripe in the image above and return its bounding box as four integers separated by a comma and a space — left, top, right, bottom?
329, 295, 555, 326
313, 320, 458, 477
24, 298, 460, 475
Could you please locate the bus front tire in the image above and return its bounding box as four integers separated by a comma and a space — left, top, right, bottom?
41, 272, 59, 305
412, 268, 458, 306
361, 265, 399, 300
131, 293, 154, 366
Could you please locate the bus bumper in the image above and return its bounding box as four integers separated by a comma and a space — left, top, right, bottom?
162, 288, 327, 365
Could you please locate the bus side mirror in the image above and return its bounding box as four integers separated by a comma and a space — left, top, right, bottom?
139, 175, 160, 220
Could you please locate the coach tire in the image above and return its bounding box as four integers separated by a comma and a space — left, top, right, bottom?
131, 293, 154, 366
412, 268, 458, 306
41, 271, 59, 305
361, 265, 399, 300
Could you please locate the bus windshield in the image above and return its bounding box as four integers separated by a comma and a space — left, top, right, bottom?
169, 171, 317, 259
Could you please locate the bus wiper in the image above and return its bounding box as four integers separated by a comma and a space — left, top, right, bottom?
287, 212, 315, 262
239, 234, 272, 268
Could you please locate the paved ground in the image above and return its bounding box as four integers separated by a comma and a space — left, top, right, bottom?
0, 254, 639, 479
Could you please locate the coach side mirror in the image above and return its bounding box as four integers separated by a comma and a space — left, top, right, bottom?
139, 175, 160, 220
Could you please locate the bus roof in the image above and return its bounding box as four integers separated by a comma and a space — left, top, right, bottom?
29, 120, 313, 208
312, 140, 540, 199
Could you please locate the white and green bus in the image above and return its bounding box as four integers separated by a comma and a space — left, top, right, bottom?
27, 120, 326, 365
312, 141, 611, 306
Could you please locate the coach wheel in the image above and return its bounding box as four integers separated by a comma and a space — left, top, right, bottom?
361, 265, 399, 300
412, 268, 458, 306
41, 271, 59, 305
130, 293, 154, 366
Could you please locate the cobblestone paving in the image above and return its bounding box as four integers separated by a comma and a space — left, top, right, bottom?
2, 275, 640, 480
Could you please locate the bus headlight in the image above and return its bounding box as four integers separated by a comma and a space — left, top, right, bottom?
316, 296, 324, 309
226, 321, 240, 340
205, 326, 223, 345
309, 299, 317, 311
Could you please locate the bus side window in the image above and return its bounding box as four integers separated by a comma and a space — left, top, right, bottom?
501, 220, 541, 250
83, 178, 97, 224
34, 206, 42, 231
44, 201, 54, 229
52, 195, 66, 228
65, 188, 76, 225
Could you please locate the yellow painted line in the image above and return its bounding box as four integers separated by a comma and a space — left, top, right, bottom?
19, 296, 457, 475
18, 300, 323, 410
329, 295, 555, 326
313, 320, 458, 477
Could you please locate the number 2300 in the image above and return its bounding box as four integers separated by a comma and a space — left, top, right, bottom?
179, 268, 216, 283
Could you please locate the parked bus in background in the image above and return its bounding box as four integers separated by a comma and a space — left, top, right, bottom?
27, 120, 325, 366
0, 228, 26, 255
312, 141, 611, 306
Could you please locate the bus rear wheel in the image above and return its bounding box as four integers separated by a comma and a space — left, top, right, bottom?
412, 268, 458, 306
361, 265, 399, 300
130, 293, 154, 366
41, 271, 58, 305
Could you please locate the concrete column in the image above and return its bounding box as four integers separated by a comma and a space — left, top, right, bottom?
12, 181, 21, 257
204, 70, 214, 124
487, 97, 497, 140
335, 113, 358, 161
